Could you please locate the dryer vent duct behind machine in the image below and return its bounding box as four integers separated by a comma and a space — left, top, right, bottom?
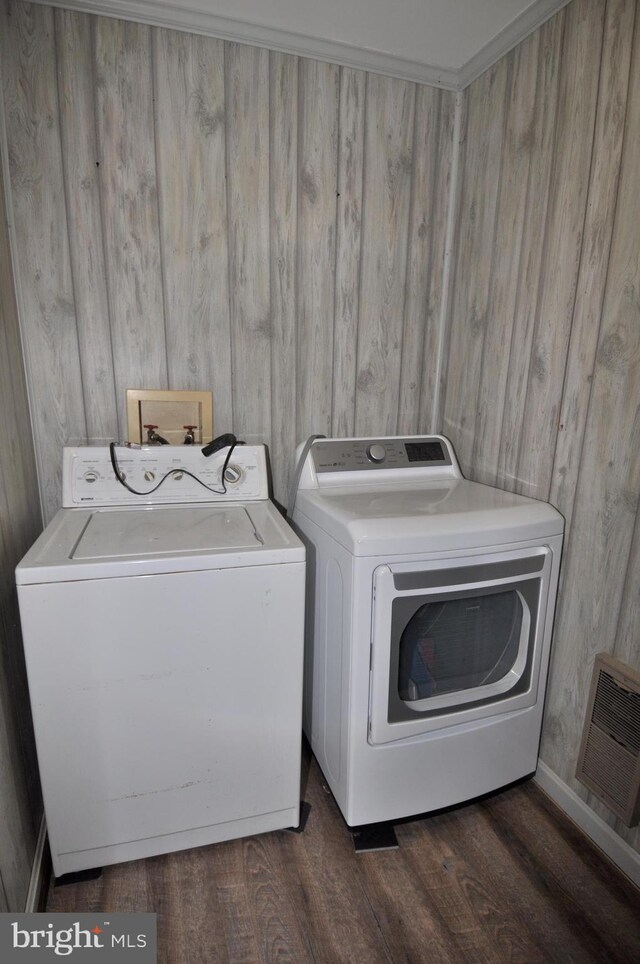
291, 435, 564, 828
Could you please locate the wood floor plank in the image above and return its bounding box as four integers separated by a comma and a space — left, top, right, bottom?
280, 759, 392, 964
485, 784, 640, 960
203, 840, 264, 964
148, 849, 231, 964
432, 795, 598, 962
399, 817, 531, 964
46, 751, 640, 963
240, 834, 314, 963
354, 847, 461, 964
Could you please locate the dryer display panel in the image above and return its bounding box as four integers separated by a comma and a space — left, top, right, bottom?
404, 441, 445, 463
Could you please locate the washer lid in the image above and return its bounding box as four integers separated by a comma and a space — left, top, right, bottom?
16, 501, 304, 584
294, 478, 564, 555
72, 506, 262, 559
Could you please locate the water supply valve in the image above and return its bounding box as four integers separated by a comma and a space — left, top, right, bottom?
143, 424, 169, 445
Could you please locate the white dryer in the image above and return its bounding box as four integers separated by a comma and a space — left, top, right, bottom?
291, 435, 563, 827
16, 444, 305, 877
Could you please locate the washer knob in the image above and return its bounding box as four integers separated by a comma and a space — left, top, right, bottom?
144, 470, 156, 482
224, 464, 242, 484
366, 443, 387, 464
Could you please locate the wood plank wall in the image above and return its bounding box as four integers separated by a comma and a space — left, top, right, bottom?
0, 107, 42, 908
442, 0, 640, 853
0, 0, 455, 522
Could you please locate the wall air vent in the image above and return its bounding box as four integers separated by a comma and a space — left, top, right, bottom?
576, 653, 640, 827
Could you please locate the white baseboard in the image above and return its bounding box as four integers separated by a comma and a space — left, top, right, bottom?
534, 761, 640, 889
24, 816, 48, 913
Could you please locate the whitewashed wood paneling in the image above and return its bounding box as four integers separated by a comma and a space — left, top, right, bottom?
269, 52, 299, 501
442, 56, 510, 474
0, 79, 42, 909
549, 0, 635, 530
443, 0, 640, 854
95, 16, 168, 439
153, 29, 232, 427
402, 84, 452, 436
2, 1, 456, 513
468, 34, 539, 485
296, 57, 339, 443
547, 0, 640, 852
513, 0, 605, 501
1, 1, 86, 520
226, 43, 272, 444
496, 12, 564, 490
55, 9, 118, 444
331, 67, 365, 439
354, 73, 415, 436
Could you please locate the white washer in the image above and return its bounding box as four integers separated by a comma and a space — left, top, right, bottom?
292, 435, 563, 827
16, 444, 305, 877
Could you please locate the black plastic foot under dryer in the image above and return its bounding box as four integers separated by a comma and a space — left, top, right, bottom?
351, 822, 399, 853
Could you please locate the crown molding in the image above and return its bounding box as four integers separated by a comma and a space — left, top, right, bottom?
26, 0, 570, 91
458, 0, 573, 88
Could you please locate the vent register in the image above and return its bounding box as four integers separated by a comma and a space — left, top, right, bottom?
576, 654, 640, 827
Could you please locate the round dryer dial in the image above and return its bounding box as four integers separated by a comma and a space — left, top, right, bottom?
366, 443, 387, 463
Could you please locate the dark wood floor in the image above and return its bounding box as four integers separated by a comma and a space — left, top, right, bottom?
47, 747, 640, 963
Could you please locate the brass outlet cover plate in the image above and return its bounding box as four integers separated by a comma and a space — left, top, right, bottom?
126, 389, 213, 446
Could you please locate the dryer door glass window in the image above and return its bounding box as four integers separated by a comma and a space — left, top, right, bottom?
398, 589, 522, 702
386, 573, 539, 722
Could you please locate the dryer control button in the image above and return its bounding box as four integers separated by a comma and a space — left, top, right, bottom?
366, 444, 387, 463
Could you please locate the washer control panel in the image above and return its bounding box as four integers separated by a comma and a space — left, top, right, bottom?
311, 436, 453, 473
63, 445, 268, 506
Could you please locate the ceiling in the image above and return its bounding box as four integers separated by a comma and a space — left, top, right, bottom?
33, 0, 572, 89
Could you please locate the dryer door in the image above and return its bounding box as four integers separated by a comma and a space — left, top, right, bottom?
369, 547, 555, 745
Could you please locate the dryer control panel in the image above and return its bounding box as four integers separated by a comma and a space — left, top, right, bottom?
297, 435, 463, 490
63, 445, 268, 506
311, 436, 454, 473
